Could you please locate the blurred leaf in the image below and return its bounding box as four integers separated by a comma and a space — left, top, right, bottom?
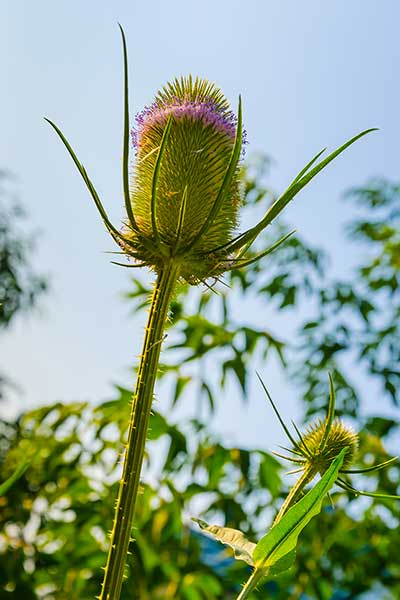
0, 460, 29, 495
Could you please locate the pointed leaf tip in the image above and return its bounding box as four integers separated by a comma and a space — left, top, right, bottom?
230, 230, 295, 271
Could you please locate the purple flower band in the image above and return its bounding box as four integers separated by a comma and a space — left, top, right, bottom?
131, 96, 247, 154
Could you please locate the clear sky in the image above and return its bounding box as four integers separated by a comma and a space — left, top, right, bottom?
1, 1, 400, 449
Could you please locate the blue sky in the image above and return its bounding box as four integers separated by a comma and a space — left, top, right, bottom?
1, 1, 399, 449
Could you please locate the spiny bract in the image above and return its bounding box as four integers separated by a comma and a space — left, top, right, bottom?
125, 76, 245, 282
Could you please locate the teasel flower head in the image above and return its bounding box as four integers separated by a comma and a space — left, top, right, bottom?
123, 75, 246, 282
45, 25, 377, 285
258, 373, 399, 502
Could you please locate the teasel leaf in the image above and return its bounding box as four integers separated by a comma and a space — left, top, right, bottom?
291, 419, 312, 458
252, 448, 346, 569
287, 147, 327, 188
151, 115, 173, 250
110, 261, 147, 268
173, 184, 188, 253
257, 373, 304, 454
269, 549, 296, 575
44, 118, 141, 252
271, 450, 306, 465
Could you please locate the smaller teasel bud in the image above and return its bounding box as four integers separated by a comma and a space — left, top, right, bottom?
124, 75, 246, 282
300, 417, 359, 474
258, 372, 399, 508
258, 373, 359, 473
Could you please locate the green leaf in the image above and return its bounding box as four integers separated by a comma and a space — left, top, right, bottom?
0, 461, 29, 496
172, 375, 191, 408
201, 380, 215, 412
261, 129, 377, 231
269, 549, 296, 576
288, 147, 327, 186
147, 411, 169, 440
192, 518, 256, 565
253, 448, 346, 568
319, 372, 336, 452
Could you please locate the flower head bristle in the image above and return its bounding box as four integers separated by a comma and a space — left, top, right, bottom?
301, 418, 359, 473
132, 77, 243, 151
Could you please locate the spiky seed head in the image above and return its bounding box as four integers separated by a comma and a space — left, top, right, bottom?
125, 76, 246, 281
301, 418, 359, 473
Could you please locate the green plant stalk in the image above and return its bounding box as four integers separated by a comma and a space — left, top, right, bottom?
272, 464, 316, 526
236, 569, 265, 600
99, 260, 180, 600
236, 465, 315, 600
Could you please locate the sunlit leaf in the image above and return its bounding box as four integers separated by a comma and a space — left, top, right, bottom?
253, 449, 346, 568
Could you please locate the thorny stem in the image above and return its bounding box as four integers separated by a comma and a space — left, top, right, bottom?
99, 261, 180, 600
236, 569, 265, 600
236, 465, 315, 600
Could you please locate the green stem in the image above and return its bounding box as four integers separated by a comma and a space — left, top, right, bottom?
236, 569, 266, 600
99, 261, 180, 600
272, 465, 315, 526
236, 465, 315, 600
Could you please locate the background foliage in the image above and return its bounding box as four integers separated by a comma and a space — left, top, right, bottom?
1, 162, 399, 599
0, 171, 46, 401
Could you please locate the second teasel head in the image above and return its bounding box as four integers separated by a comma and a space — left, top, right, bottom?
259, 372, 399, 501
